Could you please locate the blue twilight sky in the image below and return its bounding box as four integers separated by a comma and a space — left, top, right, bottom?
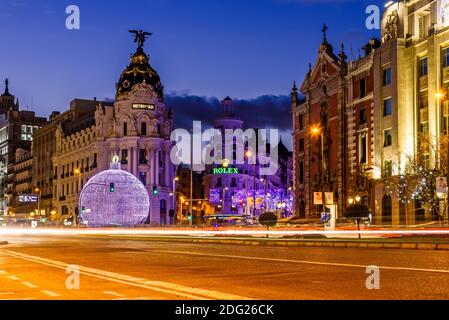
0, 0, 384, 145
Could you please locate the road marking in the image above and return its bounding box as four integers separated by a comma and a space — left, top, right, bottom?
0, 292, 15, 295
103, 291, 124, 298
0, 250, 250, 300
157, 250, 449, 275
0, 270, 7, 275
22, 281, 38, 289
7, 275, 20, 281
40, 290, 60, 297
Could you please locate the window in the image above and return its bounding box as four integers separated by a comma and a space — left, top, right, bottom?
418, 14, 430, 40
419, 57, 428, 77
298, 114, 304, 130
139, 172, 147, 185
423, 154, 430, 169
359, 108, 367, 124
383, 98, 392, 116
383, 67, 391, 86
299, 139, 304, 152
383, 161, 393, 178
216, 178, 222, 188
123, 122, 128, 136
359, 134, 367, 164
359, 78, 366, 98
121, 149, 128, 164
139, 149, 147, 164
384, 129, 392, 147
444, 48, 449, 67
141, 122, 147, 136
419, 122, 429, 133
419, 91, 428, 109
231, 178, 237, 188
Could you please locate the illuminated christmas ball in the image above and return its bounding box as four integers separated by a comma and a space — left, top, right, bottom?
79, 157, 149, 227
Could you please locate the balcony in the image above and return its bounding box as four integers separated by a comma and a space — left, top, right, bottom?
139, 159, 148, 165
419, 76, 428, 89
443, 66, 449, 84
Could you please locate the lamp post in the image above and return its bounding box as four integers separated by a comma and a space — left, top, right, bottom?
246, 150, 257, 219
311, 125, 326, 214
74, 168, 82, 226
172, 176, 179, 224
34, 187, 41, 218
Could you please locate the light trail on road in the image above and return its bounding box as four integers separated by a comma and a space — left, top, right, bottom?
1, 227, 449, 238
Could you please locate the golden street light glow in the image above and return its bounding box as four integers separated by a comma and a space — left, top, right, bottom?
74, 169, 80, 175
436, 92, 445, 100
310, 125, 321, 136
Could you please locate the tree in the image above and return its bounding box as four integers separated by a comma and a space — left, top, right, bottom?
383, 132, 449, 222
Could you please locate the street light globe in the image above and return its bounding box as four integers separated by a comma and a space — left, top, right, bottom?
79, 160, 149, 227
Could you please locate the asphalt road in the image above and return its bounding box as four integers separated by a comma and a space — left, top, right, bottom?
1, 234, 449, 300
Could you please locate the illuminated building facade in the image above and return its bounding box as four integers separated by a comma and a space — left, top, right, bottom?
203, 97, 293, 218
6, 148, 34, 217
292, 28, 349, 219
0, 79, 46, 215
51, 35, 175, 225
372, 0, 449, 224
293, 1, 449, 225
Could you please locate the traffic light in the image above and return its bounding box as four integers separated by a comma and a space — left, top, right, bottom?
109, 183, 115, 193
187, 215, 192, 221
152, 185, 158, 196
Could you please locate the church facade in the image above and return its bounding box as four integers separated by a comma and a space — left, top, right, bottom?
51, 34, 175, 225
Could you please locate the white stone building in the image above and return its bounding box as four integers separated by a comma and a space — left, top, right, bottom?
52, 38, 175, 225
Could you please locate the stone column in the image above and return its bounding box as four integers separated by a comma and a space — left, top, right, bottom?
155, 150, 160, 186
133, 147, 138, 176
149, 149, 155, 186
164, 148, 171, 188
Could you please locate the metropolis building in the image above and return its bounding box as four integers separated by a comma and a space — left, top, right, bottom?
51, 35, 175, 225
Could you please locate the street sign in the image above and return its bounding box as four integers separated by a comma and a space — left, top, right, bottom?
314, 192, 323, 205
436, 177, 448, 194
320, 212, 330, 223
18, 195, 38, 203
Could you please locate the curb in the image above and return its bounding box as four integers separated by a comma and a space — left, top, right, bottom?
96, 235, 448, 251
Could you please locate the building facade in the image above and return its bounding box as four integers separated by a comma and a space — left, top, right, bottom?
51, 37, 175, 225
292, 31, 348, 219
203, 97, 293, 218
0, 79, 47, 215
6, 148, 34, 217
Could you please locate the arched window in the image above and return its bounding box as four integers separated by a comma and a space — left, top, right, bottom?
231, 178, 237, 188
141, 122, 147, 136
123, 122, 128, 136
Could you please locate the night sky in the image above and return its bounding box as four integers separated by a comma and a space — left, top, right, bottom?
0, 0, 384, 148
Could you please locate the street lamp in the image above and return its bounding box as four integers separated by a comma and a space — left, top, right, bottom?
311, 125, 326, 214
74, 168, 82, 226
172, 176, 179, 224
246, 150, 257, 219
34, 187, 41, 217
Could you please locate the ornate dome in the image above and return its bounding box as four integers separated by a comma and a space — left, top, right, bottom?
116, 47, 164, 101
79, 161, 150, 227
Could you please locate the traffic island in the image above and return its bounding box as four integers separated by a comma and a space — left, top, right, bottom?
87, 234, 449, 251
